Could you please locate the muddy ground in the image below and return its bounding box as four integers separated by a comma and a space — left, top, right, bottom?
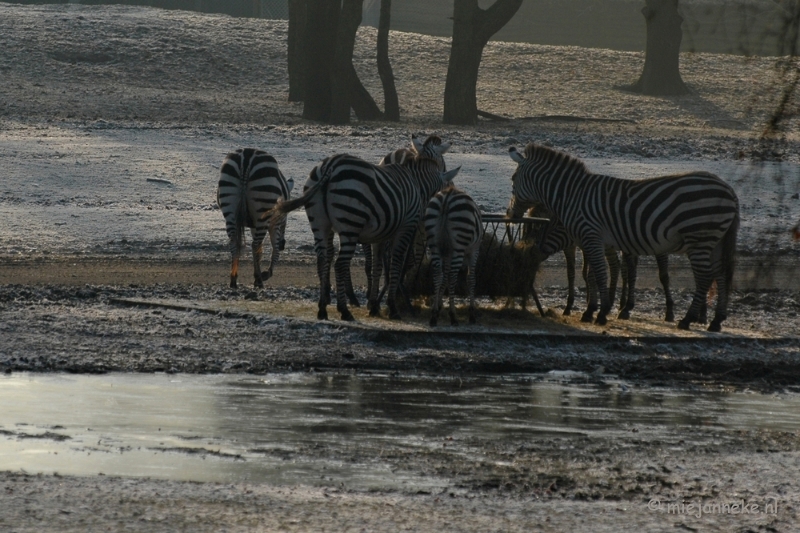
1, 3, 800, 532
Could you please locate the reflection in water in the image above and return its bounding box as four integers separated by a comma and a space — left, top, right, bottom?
1, 372, 798, 488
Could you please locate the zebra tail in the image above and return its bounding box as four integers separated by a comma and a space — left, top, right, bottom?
262, 162, 335, 223
436, 196, 452, 257
232, 186, 248, 258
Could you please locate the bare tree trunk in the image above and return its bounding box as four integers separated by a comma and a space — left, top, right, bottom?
287, 0, 307, 102
443, 0, 523, 125
330, 0, 382, 123
630, 0, 688, 95
377, 0, 400, 121
302, 0, 339, 121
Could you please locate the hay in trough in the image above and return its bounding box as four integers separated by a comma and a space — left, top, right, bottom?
403, 227, 545, 307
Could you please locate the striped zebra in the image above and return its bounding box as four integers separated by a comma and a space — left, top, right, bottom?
266, 135, 459, 321
424, 185, 484, 326
508, 143, 739, 331
537, 217, 679, 322
323, 144, 431, 309
216, 148, 294, 289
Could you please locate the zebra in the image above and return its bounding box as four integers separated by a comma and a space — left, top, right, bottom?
536, 216, 678, 322
265, 135, 459, 321
507, 143, 739, 332
323, 144, 430, 310
424, 184, 484, 326
216, 148, 294, 289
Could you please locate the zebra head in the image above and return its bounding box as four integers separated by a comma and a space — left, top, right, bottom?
506, 145, 540, 218
411, 134, 450, 171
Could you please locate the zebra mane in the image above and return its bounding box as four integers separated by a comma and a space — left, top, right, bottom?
522, 143, 588, 174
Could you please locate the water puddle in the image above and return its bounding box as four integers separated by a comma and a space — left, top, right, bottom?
1, 372, 799, 490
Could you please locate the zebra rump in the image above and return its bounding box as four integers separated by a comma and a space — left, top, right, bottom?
508, 143, 739, 332
424, 185, 484, 326
216, 148, 294, 289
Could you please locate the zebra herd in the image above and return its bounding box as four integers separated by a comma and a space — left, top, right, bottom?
217, 135, 740, 333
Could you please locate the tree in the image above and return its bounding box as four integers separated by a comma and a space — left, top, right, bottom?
629, 0, 689, 96
443, 0, 523, 125
301, 0, 339, 121
330, 0, 383, 123
377, 0, 400, 121
293, 0, 383, 123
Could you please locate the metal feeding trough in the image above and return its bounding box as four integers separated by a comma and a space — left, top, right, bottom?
401, 214, 551, 315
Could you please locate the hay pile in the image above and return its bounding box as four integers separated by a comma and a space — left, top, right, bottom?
403, 230, 544, 304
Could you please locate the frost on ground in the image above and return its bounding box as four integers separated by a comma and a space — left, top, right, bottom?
1, 4, 800, 532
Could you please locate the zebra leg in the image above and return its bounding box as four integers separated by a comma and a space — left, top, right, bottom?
467, 248, 480, 324
260, 222, 282, 284
678, 249, 714, 330
387, 225, 417, 320
606, 248, 620, 311
564, 244, 576, 316
368, 242, 386, 317
357, 242, 373, 307
231, 252, 239, 289
580, 252, 597, 323
619, 255, 628, 311
250, 227, 266, 289
618, 254, 638, 320
333, 235, 358, 321
429, 246, 444, 327
656, 254, 675, 322
584, 244, 611, 325
315, 231, 334, 320
699, 298, 709, 325
226, 221, 243, 289
447, 254, 463, 326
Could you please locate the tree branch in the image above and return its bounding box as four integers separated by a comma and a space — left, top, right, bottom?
477, 0, 523, 43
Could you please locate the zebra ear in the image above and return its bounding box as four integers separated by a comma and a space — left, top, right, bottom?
441, 165, 461, 183
509, 146, 525, 163
411, 134, 424, 153
436, 142, 452, 155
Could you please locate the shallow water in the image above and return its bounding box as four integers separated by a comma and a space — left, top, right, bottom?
1, 372, 798, 490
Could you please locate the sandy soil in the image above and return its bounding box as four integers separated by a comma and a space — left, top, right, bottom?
1, 3, 800, 532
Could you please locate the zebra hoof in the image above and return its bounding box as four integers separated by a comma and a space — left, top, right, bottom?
317, 309, 328, 320
368, 306, 381, 317
562, 309, 571, 316
707, 321, 722, 333
254, 280, 264, 289
677, 319, 691, 330
348, 296, 361, 307
230, 278, 238, 289
389, 312, 402, 320
617, 310, 631, 320
450, 314, 459, 327
580, 311, 594, 323
340, 310, 355, 322
665, 312, 675, 322
429, 316, 438, 327
468, 312, 477, 325
595, 315, 607, 326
